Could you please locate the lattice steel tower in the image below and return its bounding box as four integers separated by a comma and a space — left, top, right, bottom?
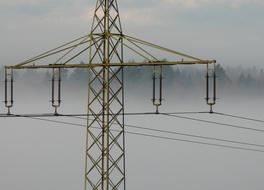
4, 0, 216, 190
85, 0, 125, 189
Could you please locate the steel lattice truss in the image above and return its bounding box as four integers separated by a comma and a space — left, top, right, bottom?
5, 0, 216, 190
85, 0, 125, 189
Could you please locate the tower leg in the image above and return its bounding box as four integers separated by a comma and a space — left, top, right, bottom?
85, 0, 125, 189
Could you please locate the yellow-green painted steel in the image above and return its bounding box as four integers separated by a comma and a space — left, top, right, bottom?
4, 0, 217, 190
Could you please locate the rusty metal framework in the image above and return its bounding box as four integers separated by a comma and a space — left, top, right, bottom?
4, 0, 216, 190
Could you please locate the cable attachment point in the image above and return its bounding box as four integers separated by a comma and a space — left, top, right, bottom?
51, 68, 61, 115
4, 68, 14, 115
206, 63, 217, 113
152, 65, 163, 114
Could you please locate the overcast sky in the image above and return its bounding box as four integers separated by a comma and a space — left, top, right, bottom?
1, 2, 264, 190
0, 0, 263, 67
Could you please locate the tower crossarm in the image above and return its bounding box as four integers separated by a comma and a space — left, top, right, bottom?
6, 59, 216, 70
14, 34, 93, 67
120, 34, 205, 62
5, 33, 216, 70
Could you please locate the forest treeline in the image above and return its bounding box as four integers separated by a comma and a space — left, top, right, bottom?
1, 64, 264, 94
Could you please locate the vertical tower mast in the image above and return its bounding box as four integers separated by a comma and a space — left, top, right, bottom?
85, 0, 125, 189
4, 1, 216, 189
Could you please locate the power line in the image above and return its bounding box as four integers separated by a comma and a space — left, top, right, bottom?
2, 111, 264, 124
164, 111, 210, 115
0, 111, 209, 118
0, 112, 155, 118
125, 123, 264, 148
66, 115, 264, 148
127, 131, 264, 154
17, 115, 264, 154
214, 112, 264, 123
162, 113, 264, 133
20, 116, 86, 128
4, 112, 264, 146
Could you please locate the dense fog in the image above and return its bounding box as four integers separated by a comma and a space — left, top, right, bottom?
0, 66, 264, 190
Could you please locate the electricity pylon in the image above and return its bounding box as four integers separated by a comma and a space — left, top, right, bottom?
85, 1, 125, 189
5, 0, 216, 190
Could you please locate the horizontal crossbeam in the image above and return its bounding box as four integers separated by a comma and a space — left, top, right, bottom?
6, 60, 216, 70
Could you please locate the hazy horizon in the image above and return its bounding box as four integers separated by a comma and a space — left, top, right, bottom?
1, 91, 264, 190
1, 0, 264, 190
